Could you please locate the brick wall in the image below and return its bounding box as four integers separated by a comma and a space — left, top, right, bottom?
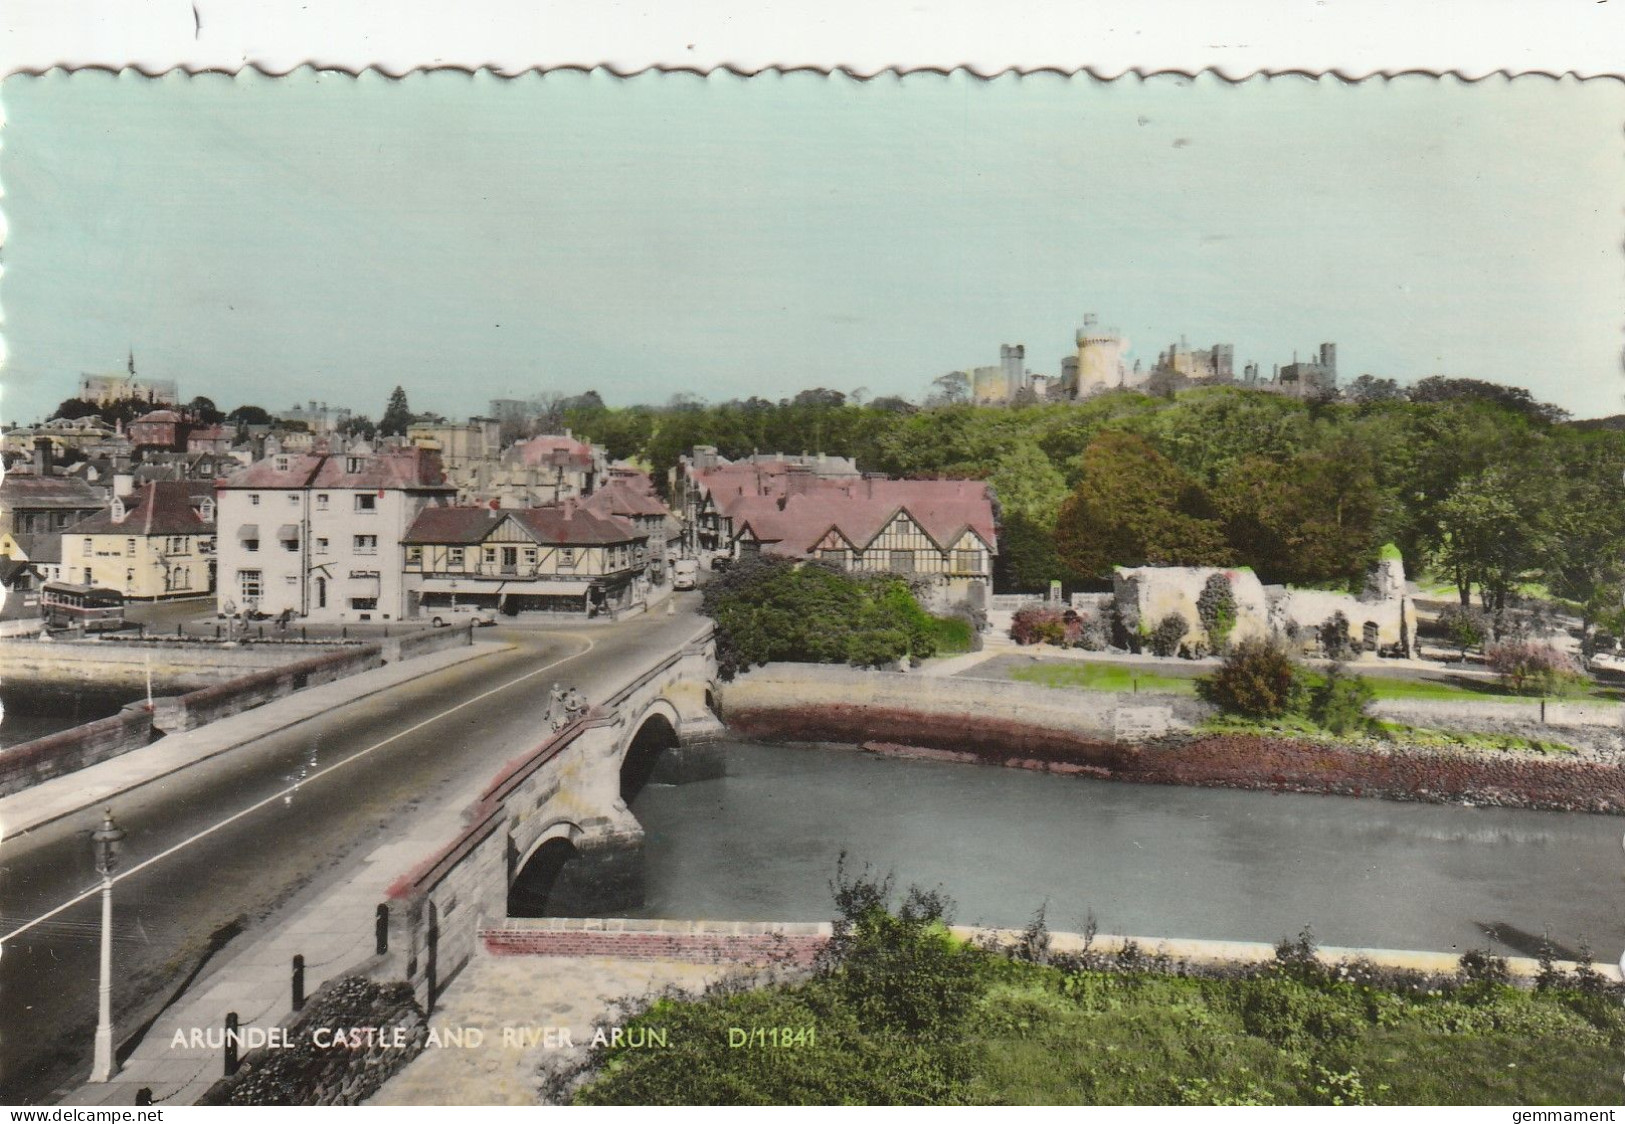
480, 918, 833, 967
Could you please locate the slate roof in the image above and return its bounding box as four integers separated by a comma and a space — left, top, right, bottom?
403, 504, 645, 547
219, 448, 452, 490
581, 479, 670, 520
7, 533, 62, 564
63, 481, 215, 537
0, 474, 107, 510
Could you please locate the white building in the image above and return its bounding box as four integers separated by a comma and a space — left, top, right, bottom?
215, 445, 455, 622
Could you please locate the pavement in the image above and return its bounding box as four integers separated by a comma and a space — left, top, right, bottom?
0, 639, 510, 839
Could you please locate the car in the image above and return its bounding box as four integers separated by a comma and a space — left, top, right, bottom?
430, 604, 498, 627
671, 558, 700, 590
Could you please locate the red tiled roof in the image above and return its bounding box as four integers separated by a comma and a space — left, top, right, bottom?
719, 478, 996, 556
64, 481, 215, 537
403, 504, 645, 546
581, 480, 669, 520
514, 434, 594, 467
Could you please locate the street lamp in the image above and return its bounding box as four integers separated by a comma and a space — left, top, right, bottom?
90, 808, 126, 1083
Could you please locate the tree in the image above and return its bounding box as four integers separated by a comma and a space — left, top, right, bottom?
1053, 430, 1232, 579
1214, 443, 1382, 587
1431, 466, 1543, 615
1436, 604, 1488, 662
1408, 376, 1569, 425
925, 371, 970, 407
226, 404, 273, 427
186, 396, 225, 424
52, 397, 103, 421
336, 413, 377, 440
1345, 374, 1404, 405
378, 386, 413, 437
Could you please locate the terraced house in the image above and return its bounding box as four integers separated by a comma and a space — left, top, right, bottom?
59, 480, 217, 598
214, 445, 454, 622
401, 502, 649, 618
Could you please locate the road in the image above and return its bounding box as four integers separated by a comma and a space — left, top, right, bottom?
0, 595, 706, 1104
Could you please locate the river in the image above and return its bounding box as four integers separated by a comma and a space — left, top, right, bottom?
0, 681, 164, 749
629, 740, 1624, 959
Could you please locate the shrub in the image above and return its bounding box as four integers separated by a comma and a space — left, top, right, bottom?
1435, 603, 1487, 661
1010, 606, 1065, 646
821, 857, 989, 1038
1197, 635, 1306, 718
1307, 661, 1375, 735
1196, 572, 1238, 651
1484, 639, 1587, 696
1076, 612, 1109, 651
1150, 612, 1189, 658
1318, 611, 1354, 659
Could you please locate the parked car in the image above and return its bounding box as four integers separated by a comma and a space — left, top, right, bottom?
430, 603, 498, 627
671, 558, 700, 590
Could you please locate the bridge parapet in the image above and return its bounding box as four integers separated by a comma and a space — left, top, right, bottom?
380, 623, 719, 1011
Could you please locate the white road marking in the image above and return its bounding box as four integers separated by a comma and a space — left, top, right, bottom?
1, 633, 594, 945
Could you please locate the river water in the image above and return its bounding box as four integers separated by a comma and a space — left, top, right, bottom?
629, 740, 1624, 959
0, 681, 159, 748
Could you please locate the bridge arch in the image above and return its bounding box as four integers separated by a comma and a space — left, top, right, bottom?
507, 820, 585, 918
620, 702, 682, 803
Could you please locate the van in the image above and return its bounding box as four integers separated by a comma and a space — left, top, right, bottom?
430, 603, 498, 627
671, 558, 700, 590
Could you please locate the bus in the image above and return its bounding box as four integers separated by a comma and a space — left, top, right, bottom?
40, 582, 126, 633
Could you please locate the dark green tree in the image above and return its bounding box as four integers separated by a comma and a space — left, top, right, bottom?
379, 386, 413, 437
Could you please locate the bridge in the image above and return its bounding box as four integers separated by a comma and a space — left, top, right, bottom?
383, 622, 723, 1008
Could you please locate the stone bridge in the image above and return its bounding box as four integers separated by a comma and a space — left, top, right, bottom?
383, 623, 723, 1009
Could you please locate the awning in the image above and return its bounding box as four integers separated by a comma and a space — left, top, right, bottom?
412, 577, 593, 597
277, 524, 299, 540
348, 573, 381, 596
237, 524, 259, 540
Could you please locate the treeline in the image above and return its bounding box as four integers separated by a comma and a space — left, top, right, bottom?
564, 380, 1625, 632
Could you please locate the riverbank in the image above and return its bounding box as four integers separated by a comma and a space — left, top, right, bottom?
722, 663, 1625, 814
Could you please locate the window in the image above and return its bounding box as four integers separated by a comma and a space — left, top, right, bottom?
200, 498, 215, 521
355, 493, 377, 512
354, 535, 378, 555
346, 457, 365, 474
889, 550, 915, 573
315, 537, 329, 555
285, 574, 299, 585
559, 548, 576, 567
406, 546, 423, 564
82, 538, 92, 555
274, 455, 291, 472
239, 570, 263, 600
126, 538, 137, 556
448, 547, 465, 567
249, 494, 260, 506
954, 550, 983, 574
819, 548, 846, 566
283, 536, 299, 552
483, 547, 496, 563
287, 493, 299, 506
244, 537, 260, 553
523, 547, 537, 564
350, 597, 378, 611
315, 493, 329, 511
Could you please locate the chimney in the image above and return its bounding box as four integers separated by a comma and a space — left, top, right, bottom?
114, 472, 134, 498
33, 437, 50, 476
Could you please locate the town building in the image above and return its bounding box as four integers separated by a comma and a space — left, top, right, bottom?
408, 418, 503, 473
276, 400, 354, 435
78, 358, 179, 407
59, 480, 217, 599
671, 448, 862, 556
127, 409, 191, 452
214, 444, 455, 622
581, 476, 675, 547
402, 503, 650, 617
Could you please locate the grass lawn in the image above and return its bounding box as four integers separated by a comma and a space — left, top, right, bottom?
1006, 656, 1616, 706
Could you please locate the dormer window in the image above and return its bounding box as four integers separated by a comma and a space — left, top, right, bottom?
110, 497, 126, 522
274, 455, 291, 472
200, 498, 216, 521
346, 456, 365, 473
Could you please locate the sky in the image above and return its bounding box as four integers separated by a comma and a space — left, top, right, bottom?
1, 68, 1622, 425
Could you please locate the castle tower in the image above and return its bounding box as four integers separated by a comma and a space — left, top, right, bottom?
1074, 314, 1128, 396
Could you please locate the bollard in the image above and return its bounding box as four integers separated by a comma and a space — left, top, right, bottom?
258, 625, 264, 640
224, 1011, 241, 1076
342, 626, 347, 640
292, 954, 306, 1011
301, 626, 307, 641
215, 624, 221, 640
376, 903, 390, 955
176, 623, 182, 637
1540, 698, 1547, 725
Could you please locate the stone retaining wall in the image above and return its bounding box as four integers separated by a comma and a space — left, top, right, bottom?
480, 918, 832, 967
382, 623, 474, 664
724, 667, 1625, 814
0, 637, 356, 689
166, 645, 387, 730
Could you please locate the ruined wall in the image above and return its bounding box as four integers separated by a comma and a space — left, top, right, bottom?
1113, 566, 1272, 649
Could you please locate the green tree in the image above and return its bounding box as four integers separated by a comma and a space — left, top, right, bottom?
1216, 444, 1382, 587
1053, 430, 1232, 579
1197, 635, 1306, 719
1431, 466, 1543, 615
226, 404, 273, 427
379, 386, 413, 437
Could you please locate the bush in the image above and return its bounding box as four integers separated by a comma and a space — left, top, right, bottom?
1010, 606, 1066, 646
1319, 611, 1354, 659
1484, 639, 1587, 696
1435, 604, 1487, 661
1307, 661, 1375, 735
1150, 612, 1189, 658
1197, 635, 1306, 718
1197, 572, 1238, 651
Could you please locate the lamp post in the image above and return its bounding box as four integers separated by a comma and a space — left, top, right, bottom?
90, 808, 126, 1083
